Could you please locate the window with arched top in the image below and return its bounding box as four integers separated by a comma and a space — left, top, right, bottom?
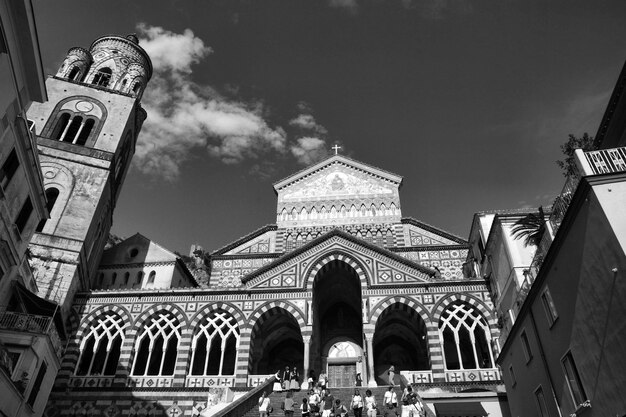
439, 302, 494, 370
132, 312, 181, 376
123, 272, 130, 286
284, 233, 294, 251
385, 229, 394, 247
68, 66, 81, 81
132, 82, 141, 93
147, 271, 156, 284
92, 67, 112, 87
75, 313, 126, 376
75, 119, 95, 146
52, 112, 97, 146
190, 310, 240, 376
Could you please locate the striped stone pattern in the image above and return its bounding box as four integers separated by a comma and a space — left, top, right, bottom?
304, 252, 367, 290
428, 325, 445, 381
392, 223, 405, 247
56, 304, 132, 388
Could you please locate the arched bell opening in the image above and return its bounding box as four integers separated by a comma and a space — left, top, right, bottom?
249, 308, 303, 376
373, 303, 430, 385
311, 259, 364, 386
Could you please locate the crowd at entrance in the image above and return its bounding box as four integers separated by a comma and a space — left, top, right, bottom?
260, 373, 426, 417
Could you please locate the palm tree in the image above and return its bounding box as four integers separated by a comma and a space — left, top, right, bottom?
511, 207, 546, 247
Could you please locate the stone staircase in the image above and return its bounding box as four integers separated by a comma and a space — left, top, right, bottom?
239, 386, 404, 417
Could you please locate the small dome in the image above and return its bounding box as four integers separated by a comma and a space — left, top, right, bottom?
125, 33, 139, 44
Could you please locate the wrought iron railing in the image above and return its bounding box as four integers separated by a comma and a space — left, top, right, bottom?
0, 311, 63, 358
582, 146, 626, 175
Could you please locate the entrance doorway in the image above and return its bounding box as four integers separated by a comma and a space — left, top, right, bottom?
311, 259, 363, 379
326, 341, 363, 387
328, 364, 356, 387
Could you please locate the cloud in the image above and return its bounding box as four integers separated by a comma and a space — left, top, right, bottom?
289, 114, 328, 136
290, 137, 329, 165
135, 24, 316, 181
329, 0, 359, 13
136, 23, 211, 73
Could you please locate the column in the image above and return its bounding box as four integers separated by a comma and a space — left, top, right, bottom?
364, 333, 377, 386
301, 335, 311, 390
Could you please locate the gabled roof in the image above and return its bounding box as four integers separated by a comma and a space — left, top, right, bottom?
240, 228, 436, 284
100, 232, 178, 265
273, 155, 403, 193
211, 225, 277, 256
401, 217, 468, 244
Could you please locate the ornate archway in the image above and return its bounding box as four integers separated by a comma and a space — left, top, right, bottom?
373, 302, 430, 385
311, 259, 364, 387
249, 306, 304, 375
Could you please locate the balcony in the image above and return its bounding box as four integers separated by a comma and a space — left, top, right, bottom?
501, 146, 626, 341
0, 311, 63, 358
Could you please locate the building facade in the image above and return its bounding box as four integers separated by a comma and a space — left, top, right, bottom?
0, 2, 68, 417
496, 60, 626, 417
26, 32, 151, 321
14, 33, 514, 416
43, 153, 509, 415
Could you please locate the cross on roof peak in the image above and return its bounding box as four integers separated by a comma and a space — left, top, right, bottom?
331, 144, 342, 155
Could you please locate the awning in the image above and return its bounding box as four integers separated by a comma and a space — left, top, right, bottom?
12, 282, 66, 340
434, 402, 488, 417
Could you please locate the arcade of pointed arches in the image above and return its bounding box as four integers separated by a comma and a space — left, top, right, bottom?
69, 270, 497, 384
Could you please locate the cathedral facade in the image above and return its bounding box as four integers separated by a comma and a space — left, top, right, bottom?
26, 34, 508, 416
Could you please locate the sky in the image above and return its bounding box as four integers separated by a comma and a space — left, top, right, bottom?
32, 0, 626, 255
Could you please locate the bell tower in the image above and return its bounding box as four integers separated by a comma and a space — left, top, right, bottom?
26, 34, 152, 318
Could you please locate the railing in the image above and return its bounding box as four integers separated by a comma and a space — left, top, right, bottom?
443, 368, 500, 383
580, 146, 626, 175
400, 370, 433, 384
213, 376, 275, 417
248, 374, 274, 386
187, 375, 236, 387
0, 311, 64, 358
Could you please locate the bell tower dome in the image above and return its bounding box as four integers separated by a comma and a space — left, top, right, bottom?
27, 33, 152, 318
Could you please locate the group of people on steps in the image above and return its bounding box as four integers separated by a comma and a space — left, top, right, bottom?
261, 366, 425, 417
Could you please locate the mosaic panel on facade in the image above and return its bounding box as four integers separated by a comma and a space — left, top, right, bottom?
210, 257, 275, 288
396, 248, 468, 280
406, 226, 460, 246
234, 238, 271, 254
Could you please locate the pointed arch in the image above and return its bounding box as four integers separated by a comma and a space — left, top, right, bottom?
330, 205, 337, 218
385, 228, 394, 247
303, 251, 369, 291
280, 208, 288, 222
390, 203, 398, 215
437, 301, 495, 370
340, 205, 347, 218
131, 303, 188, 333
369, 296, 431, 324
310, 207, 318, 220
75, 311, 128, 376
360, 204, 367, 217
370, 203, 377, 216
190, 309, 240, 376
320, 206, 327, 219
380, 203, 387, 216
249, 302, 306, 332
350, 205, 358, 218
299, 207, 308, 220
290, 207, 297, 221
131, 310, 182, 376
432, 293, 496, 327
